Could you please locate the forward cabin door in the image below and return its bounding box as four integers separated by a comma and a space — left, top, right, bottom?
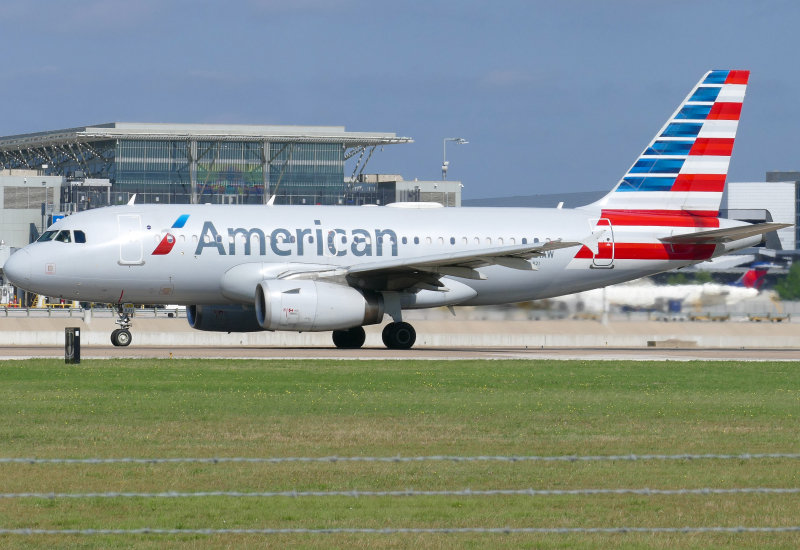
589, 218, 614, 268
118, 214, 143, 265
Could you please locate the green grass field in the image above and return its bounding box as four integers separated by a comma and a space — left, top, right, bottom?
1, 358, 799, 549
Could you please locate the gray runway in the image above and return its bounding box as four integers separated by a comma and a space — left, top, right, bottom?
2, 345, 799, 361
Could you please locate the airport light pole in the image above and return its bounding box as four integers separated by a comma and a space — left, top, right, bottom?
442, 138, 468, 180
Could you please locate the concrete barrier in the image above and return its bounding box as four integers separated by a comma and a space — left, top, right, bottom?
1, 315, 799, 348
1, 329, 800, 348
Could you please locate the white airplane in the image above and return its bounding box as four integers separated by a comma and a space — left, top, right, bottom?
4, 70, 790, 349
552, 260, 779, 312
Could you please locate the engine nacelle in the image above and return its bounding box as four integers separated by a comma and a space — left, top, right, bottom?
187, 304, 263, 332
255, 280, 383, 332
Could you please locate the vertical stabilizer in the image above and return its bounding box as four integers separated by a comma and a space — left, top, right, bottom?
584, 70, 749, 216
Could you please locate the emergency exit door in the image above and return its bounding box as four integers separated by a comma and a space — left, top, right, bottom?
588, 218, 614, 268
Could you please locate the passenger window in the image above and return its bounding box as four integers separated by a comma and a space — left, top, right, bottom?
510, 238, 515, 245
414, 237, 419, 245
450, 237, 455, 245
55, 230, 72, 243
180, 235, 185, 243
192, 235, 198, 243
474, 237, 480, 244
74, 230, 86, 243
498, 238, 504, 245
438, 237, 444, 245
37, 231, 58, 242
534, 238, 539, 243
155, 235, 160, 244
462, 237, 468, 244
486, 237, 492, 245
426, 237, 432, 245
522, 238, 527, 244
402, 237, 407, 245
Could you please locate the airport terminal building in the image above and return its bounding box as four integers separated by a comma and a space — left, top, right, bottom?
0, 123, 412, 207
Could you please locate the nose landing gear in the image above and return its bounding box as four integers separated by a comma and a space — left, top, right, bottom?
382, 322, 416, 350
111, 305, 133, 347
111, 328, 132, 347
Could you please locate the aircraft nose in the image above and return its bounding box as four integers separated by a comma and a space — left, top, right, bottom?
3, 249, 31, 289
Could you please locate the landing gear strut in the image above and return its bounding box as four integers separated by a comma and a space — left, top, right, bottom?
111, 305, 133, 347
332, 326, 366, 349
382, 322, 416, 350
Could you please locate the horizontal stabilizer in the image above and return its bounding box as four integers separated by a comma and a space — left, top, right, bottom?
659, 222, 792, 244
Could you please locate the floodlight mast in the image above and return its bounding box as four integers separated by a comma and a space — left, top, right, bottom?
442, 138, 468, 180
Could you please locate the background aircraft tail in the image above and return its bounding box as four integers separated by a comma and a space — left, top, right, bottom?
587, 70, 749, 217
734, 261, 776, 290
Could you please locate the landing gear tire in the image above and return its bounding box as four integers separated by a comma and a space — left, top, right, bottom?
113, 305, 134, 347
382, 322, 416, 350
381, 324, 393, 348
332, 326, 366, 349
111, 329, 132, 347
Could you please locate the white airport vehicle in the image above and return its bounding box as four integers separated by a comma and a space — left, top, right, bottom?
3, 70, 790, 349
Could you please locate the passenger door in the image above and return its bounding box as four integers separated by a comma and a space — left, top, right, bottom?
118, 214, 143, 265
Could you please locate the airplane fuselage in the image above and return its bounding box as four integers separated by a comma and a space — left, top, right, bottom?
9, 203, 756, 307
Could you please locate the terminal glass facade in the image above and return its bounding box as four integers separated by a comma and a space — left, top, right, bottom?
116, 140, 190, 189
46, 139, 347, 205
111, 139, 345, 204
268, 143, 344, 204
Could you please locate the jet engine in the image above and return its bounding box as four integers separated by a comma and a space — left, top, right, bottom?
187, 304, 263, 332
255, 280, 383, 331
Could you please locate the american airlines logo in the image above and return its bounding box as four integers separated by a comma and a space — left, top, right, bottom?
193, 220, 400, 258
152, 215, 189, 256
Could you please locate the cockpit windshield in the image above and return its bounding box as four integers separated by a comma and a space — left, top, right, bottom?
37, 230, 86, 243
37, 230, 58, 242
54, 230, 72, 243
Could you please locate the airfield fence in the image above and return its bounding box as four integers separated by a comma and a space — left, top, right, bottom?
3, 452, 800, 464
0, 307, 186, 319
2, 452, 799, 537
3, 527, 800, 535
1, 487, 799, 499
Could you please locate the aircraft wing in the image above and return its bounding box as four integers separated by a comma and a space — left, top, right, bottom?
275, 239, 583, 291
659, 222, 792, 245
342, 239, 583, 280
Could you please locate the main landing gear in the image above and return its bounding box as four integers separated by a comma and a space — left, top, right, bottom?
331, 322, 417, 350
382, 322, 416, 350
111, 305, 133, 347
332, 326, 366, 349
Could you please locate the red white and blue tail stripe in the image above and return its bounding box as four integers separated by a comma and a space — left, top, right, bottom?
587, 70, 748, 218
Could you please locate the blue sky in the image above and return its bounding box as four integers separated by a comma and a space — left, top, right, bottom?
0, 0, 797, 199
